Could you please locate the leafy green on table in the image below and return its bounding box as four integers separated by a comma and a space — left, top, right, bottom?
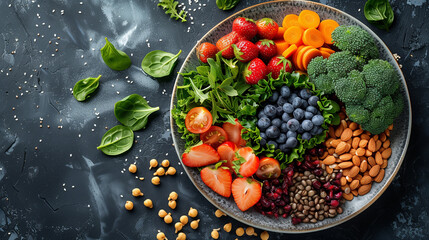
364, 0, 394, 31
100, 37, 132, 71
141, 50, 182, 78
114, 94, 159, 131
216, 0, 241, 11
97, 125, 134, 156
73, 75, 101, 101
158, 0, 187, 22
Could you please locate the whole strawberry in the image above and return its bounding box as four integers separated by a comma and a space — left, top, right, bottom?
197, 42, 218, 63
232, 40, 259, 63
216, 31, 240, 59
232, 17, 257, 40
267, 56, 293, 79
256, 18, 279, 40
243, 58, 267, 85
256, 39, 277, 62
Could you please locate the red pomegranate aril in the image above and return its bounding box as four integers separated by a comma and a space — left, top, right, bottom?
272, 179, 280, 186
336, 173, 343, 179
309, 148, 317, 156
282, 213, 288, 218
330, 200, 340, 207
313, 180, 322, 189
323, 182, 331, 189
292, 217, 302, 225
305, 155, 311, 162
334, 192, 343, 200
332, 185, 340, 192
329, 190, 334, 199
275, 188, 283, 195
318, 148, 324, 156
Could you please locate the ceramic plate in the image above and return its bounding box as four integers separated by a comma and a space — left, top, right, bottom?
170, 0, 411, 233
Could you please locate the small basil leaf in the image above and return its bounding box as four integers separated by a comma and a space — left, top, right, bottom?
141, 50, 182, 78
364, 0, 394, 31
216, 0, 240, 10
114, 94, 160, 131
73, 75, 101, 101
100, 37, 132, 71
97, 125, 134, 156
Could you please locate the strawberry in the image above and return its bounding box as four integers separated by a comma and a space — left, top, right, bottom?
256, 18, 279, 40
182, 144, 220, 167
233, 147, 259, 177
267, 56, 293, 79
231, 177, 262, 211
232, 17, 257, 40
216, 31, 240, 59
222, 119, 246, 147
200, 165, 232, 197
256, 39, 277, 62
197, 42, 218, 63
243, 58, 267, 85
217, 141, 237, 173
232, 40, 259, 63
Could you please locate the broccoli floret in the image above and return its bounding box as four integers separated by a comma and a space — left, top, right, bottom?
361, 96, 396, 134
363, 88, 382, 110
346, 104, 370, 124
311, 74, 334, 94
307, 56, 327, 78
392, 90, 405, 118
362, 59, 399, 96
326, 51, 360, 78
331, 25, 379, 60
334, 70, 367, 104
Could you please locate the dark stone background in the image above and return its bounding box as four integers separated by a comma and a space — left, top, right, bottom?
0, 0, 428, 239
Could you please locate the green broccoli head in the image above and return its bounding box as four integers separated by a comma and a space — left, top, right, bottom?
363, 88, 382, 110
310, 73, 335, 94
361, 95, 396, 134
334, 70, 367, 104
346, 104, 370, 125
326, 51, 360, 78
392, 90, 405, 118
331, 25, 379, 60
362, 59, 399, 96
307, 56, 327, 79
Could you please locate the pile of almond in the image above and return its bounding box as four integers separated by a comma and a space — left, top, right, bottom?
320, 118, 393, 201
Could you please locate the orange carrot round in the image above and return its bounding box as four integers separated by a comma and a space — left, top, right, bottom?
282, 44, 297, 59
302, 28, 324, 48
284, 26, 304, 45
282, 14, 300, 29
296, 46, 314, 70
292, 45, 305, 68
318, 19, 339, 44
274, 40, 290, 56
298, 10, 320, 29
303, 48, 323, 70
320, 51, 331, 59
319, 47, 335, 54
275, 27, 286, 40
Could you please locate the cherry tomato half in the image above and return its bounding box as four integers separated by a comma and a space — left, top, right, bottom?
200, 126, 229, 149
185, 107, 213, 134
255, 157, 281, 180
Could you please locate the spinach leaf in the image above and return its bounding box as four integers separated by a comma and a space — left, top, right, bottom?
100, 38, 132, 71
364, 0, 394, 31
114, 94, 159, 131
216, 0, 240, 10
158, 0, 187, 22
97, 125, 134, 156
141, 50, 182, 78
73, 75, 101, 101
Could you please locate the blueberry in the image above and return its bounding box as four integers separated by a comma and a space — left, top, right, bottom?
276, 133, 287, 144
260, 132, 267, 139
277, 96, 287, 106
288, 93, 298, 103
281, 123, 289, 133
257, 117, 271, 130
312, 115, 324, 126
297, 125, 304, 134
260, 138, 267, 146
299, 89, 312, 99
279, 144, 289, 152
258, 110, 266, 119
302, 132, 312, 140
282, 112, 292, 122
316, 127, 324, 135
268, 91, 279, 103
267, 140, 278, 149
304, 111, 314, 119
293, 108, 305, 120
306, 106, 318, 115
308, 96, 319, 107
292, 97, 302, 108
266, 126, 280, 138
285, 137, 298, 148
302, 119, 314, 131
271, 118, 282, 127
310, 126, 320, 135
276, 106, 283, 116
280, 86, 291, 98
264, 105, 277, 118
301, 100, 309, 109
287, 131, 297, 138
287, 119, 300, 132
282, 103, 294, 114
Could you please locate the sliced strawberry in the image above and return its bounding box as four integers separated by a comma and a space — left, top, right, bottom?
182, 144, 220, 167
200, 166, 232, 197
231, 177, 262, 211
217, 141, 237, 173
233, 147, 259, 177
222, 119, 247, 147
200, 126, 229, 149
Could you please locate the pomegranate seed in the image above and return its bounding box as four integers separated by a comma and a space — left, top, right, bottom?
330, 200, 339, 207
305, 155, 311, 162
291, 217, 302, 225
274, 213, 279, 218
313, 169, 322, 176
336, 173, 343, 179
284, 205, 292, 212
282, 213, 287, 218
287, 169, 294, 177
312, 160, 320, 165
309, 148, 317, 156
318, 148, 324, 156
334, 192, 343, 200
272, 179, 280, 186
275, 188, 283, 195
267, 211, 273, 216
329, 190, 334, 199
313, 180, 322, 189
333, 180, 341, 186
332, 185, 340, 192
323, 182, 331, 189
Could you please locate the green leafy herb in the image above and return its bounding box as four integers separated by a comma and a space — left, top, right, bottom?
114, 94, 159, 131
158, 0, 187, 22
73, 75, 101, 101
364, 0, 394, 31
216, 0, 241, 10
232, 152, 246, 176
100, 38, 132, 71
97, 125, 134, 156
141, 50, 182, 78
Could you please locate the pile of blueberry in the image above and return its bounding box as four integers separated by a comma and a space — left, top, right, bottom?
257, 85, 325, 153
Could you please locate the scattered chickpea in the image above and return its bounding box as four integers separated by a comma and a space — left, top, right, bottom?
165, 167, 176, 175
168, 200, 177, 209
128, 164, 137, 173
176, 232, 186, 240
132, 188, 143, 197
152, 176, 161, 185
149, 159, 158, 170
188, 207, 198, 218
156, 232, 167, 240
154, 167, 165, 176
144, 199, 153, 208
174, 222, 183, 233
190, 219, 200, 229
211, 228, 220, 239
223, 223, 232, 233
236, 227, 244, 237
164, 213, 173, 224
215, 209, 226, 218
158, 209, 168, 218
246, 227, 256, 236
179, 215, 188, 225
260, 231, 269, 240
168, 191, 178, 201
124, 201, 133, 211
161, 159, 170, 168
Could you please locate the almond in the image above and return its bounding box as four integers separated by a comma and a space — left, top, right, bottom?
353, 128, 363, 137
368, 138, 376, 152
325, 138, 335, 148
350, 148, 356, 155
358, 139, 368, 148
385, 129, 390, 137
369, 165, 381, 177
360, 160, 368, 173
361, 134, 370, 140
355, 174, 363, 181
383, 139, 391, 148
376, 140, 383, 151
351, 189, 359, 196
335, 124, 344, 137
341, 128, 353, 141
375, 152, 383, 165
388, 124, 394, 130
348, 166, 360, 178
320, 151, 329, 160
323, 156, 336, 165
360, 175, 372, 185
326, 166, 333, 174
356, 148, 366, 156
343, 192, 354, 201
340, 177, 347, 186
352, 155, 361, 166
335, 142, 347, 155
373, 134, 379, 141
349, 122, 358, 130
341, 120, 348, 129
328, 148, 335, 155
368, 157, 376, 167
382, 148, 392, 159
380, 133, 387, 142
365, 149, 373, 157
331, 139, 341, 148
328, 126, 335, 138
381, 160, 388, 169
345, 143, 352, 153
342, 168, 350, 177
352, 137, 360, 149
374, 169, 385, 183
340, 153, 353, 161
350, 179, 360, 190
358, 184, 372, 196
338, 162, 354, 169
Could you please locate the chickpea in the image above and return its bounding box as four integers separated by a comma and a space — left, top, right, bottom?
179, 215, 188, 225
152, 176, 161, 185
260, 231, 269, 240
211, 228, 220, 239
144, 199, 153, 208
223, 223, 232, 233
158, 209, 168, 218
190, 219, 200, 229
165, 167, 176, 175
174, 222, 183, 233
168, 191, 178, 201
176, 232, 186, 240
156, 232, 167, 240
154, 167, 165, 176
164, 213, 173, 224
188, 207, 198, 218
132, 188, 143, 197
246, 227, 256, 236
161, 159, 170, 168
149, 159, 158, 170
128, 164, 137, 173
124, 201, 133, 211
214, 209, 226, 218
168, 200, 177, 209
236, 227, 244, 237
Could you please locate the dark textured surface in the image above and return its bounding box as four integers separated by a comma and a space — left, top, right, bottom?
0, 0, 427, 239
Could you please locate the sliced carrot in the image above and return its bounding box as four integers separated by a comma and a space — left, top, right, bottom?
320, 51, 331, 59
282, 14, 300, 29
318, 19, 339, 44
303, 48, 323, 70
292, 45, 305, 69
284, 26, 304, 45
296, 46, 314, 70
302, 28, 324, 48
275, 27, 286, 40
274, 40, 289, 56
282, 44, 297, 59
298, 10, 320, 29
319, 47, 335, 54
